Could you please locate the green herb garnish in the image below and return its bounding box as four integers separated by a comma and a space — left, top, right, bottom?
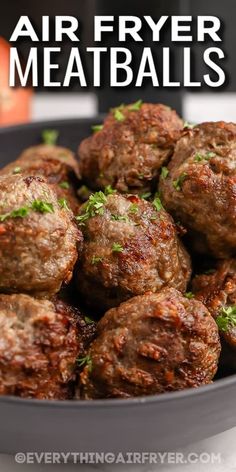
129, 203, 138, 214
173, 173, 187, 191
111, 214, 129, 222
91, 256, 103, 265
91, 124, 103, 133
59, 181, 70, 189
194, 152, 215, 162
84, 316, 94, 325
185, 292, 194, 299
58, 198, 69, 210
141, 192, 152, 200
216, 306, 236, 332
183, 121, 195, 129
0, 206, 30, 222
153, 194, 163, 211
77, 355, 93, 372
42, 129, 59, 145
13, 166, 21, 174
31, 200, 54, 214
112, 243, 124, 253
76, 191, 107, 224
160, 167, 169, 179
105, 185, 116, 195
129, 99, 143, 111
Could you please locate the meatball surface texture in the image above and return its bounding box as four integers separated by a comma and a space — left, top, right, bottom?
192, 259, 236, 349
80, 288, 220, 399
0, 174, 81, 297
0, 144, 81, 214
160, 122, 236, 258
79, 103, 183, 194
76, 192, 191, 310
0, 294, 86, 399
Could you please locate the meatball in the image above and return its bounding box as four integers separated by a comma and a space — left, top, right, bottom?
79, 103, 183, 194
0, 174, 82, 297
192, 259, 236, 349
0, 294, 94, 399
79, 288, 220, 399
160, 122, 236, 258
76, 192, 191, 311
0, 144, 81, 214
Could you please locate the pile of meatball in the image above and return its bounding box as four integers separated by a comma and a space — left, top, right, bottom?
1, 101, 236, 401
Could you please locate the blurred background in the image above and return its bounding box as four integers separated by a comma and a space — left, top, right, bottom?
0, 0, 235, 125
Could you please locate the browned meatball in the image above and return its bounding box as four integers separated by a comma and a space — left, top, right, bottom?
0, 294, 94, 400
0, 174, 82, 297
79, 288, 220, 399
192, 259, 236, 349
160, 122, 236, 258
79, 103, 183, 194
0, 144, 81, 214
76, 192, 191, 311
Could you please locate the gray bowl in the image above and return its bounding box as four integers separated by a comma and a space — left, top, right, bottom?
0, 118, 236, 454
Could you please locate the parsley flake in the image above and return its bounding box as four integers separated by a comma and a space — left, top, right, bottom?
31, 200, 54, 214
91, 256, 103, 265
77, 355, 93, 372
112, 243, 124, 253
184, 292, 194, 299
76, 191, 107, 224
129, 99, 143, 111
153, 194, 163, 211
173, 173, 187, 191
216, 306, 236, 332
91, 124, 104, 133
13, 166, 21, 174
42, 129, 59, 146
105, 185, 116, 195
161, 167, 169, 179
59, 181, 70, 189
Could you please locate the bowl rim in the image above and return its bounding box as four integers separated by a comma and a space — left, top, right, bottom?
0, 117, 235, 410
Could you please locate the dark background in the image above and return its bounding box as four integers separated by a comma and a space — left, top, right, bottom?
0, 0, 235, 113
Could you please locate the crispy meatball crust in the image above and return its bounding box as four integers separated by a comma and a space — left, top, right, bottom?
160, 122, 236, 258
0, 174, 82, 297
0, 145, 81, 214
192, 259, 236, 348
76, 193, 191, 311
79, 288, 220, 399
79, 103, 183, 194
0, 294, 89, 399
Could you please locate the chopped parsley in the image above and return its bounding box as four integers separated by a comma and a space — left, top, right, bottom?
105, 185, 116, 195
216, 306, 236, 332
91, 256, 103, 265
42, 129, 59, 145
0, 206, 29, 222
183, 121, 195, 129
13, 166, 21, 174
77, 354, 93, 372
112, 104, 125, 122
58, 198, 69, 210
59, 181, 70, 189
76, 191, 107, 224
84, 316, 94, 325
160, 167, 169, 179
112, 243, 124, 253
129, 99, 143, 111
185, 292, 194, 299
111, 214, 129, 222
91, 124, 103, 133
31, 200, 54, 214
0, 199, 54, 222
173, 173, 187, 191
141, 192, 152, 200
194, 152, 215, 162
153, 194, 163, 211
129, 203, 138, 214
